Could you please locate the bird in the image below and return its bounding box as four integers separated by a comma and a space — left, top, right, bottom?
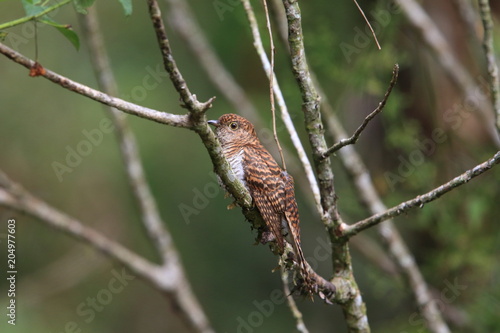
208, 113, 313, 290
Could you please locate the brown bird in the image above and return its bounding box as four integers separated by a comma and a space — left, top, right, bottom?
208, 114, 310, 284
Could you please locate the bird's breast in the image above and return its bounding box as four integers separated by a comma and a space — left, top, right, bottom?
225, 147, 246, 186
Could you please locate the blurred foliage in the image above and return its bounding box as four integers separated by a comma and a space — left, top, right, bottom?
0, 0, 499, 332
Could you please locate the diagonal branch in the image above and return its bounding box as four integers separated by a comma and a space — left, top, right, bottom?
146, 0, 214, 113
0, 170, 214, 333
281, 1, 369, 331
321, 64, 399, 160
344, 150, 500, 237
0, 42, 189, 127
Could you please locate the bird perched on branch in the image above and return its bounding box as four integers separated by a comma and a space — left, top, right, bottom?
208, 113, 331, 297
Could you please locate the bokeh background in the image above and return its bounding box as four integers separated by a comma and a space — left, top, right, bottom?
1, 0, 499, 332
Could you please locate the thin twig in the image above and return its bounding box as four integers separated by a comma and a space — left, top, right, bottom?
344, 150, 500, 237
281, 1, 369, 331
242, 0, 322, 214
262, 0, 287, 170
0, 171, 156, 284
0, 42, 189, 127
478, 0, 500, 134
352, 0, 381, 50
321, 64, 398, 160
280, 268, 309, 333
146, 0, 214, 113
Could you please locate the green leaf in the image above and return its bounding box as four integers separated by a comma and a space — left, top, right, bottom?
39, 19, 80, 50
117, 0, 132, 16
0, 31, 7, 41
73, 0, 96, 14
21, 0, 48, 16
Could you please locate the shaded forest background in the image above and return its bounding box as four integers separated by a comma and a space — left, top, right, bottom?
0, 0, 499, 332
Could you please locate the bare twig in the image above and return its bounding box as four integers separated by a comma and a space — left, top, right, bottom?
344, 150, 500, 237
146, 0, 214, 113
280, 268, 309, 333
0, 43, 189, 127
241, 0, 322, 214
321, 64, 398, 159
352, 0, 381, 50
478, 0, 500, 134
396, 0, 500, 146
262, 0, 287, 170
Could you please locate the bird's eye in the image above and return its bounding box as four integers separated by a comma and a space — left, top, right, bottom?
229, 122, 239, 130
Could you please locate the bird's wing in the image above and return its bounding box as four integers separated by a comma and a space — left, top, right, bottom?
244, 145, 287, 252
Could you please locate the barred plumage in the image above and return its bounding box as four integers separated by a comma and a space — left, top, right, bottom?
209, 114, 307, 274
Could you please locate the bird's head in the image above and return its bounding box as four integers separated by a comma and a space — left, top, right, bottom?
208, 114, 257, 147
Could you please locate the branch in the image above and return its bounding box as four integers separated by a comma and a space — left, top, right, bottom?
281, 1, 369, 331
344, 150, 500, 237
0, 171, 154, 284
478, 0, 500, 134
269, 0, 453, 330
0, 171, 214, 333
352, 0, 381, 50
0, 42, 189, 127
280, 268, 309, 333
321, 64, 399, 160
146, 0, 214, 113
281, 0, 339, 226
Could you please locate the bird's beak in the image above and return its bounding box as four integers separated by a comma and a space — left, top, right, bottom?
208, 120, 219, 127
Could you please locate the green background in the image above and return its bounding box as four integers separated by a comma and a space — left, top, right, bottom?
0, 0, 499, 332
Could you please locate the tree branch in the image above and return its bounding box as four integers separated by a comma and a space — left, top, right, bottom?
280, 268, 309, 333
146, 0, 214, 113
344, 150, 500, 237
0, 42, 189, 127
321, 64, 399, 160
478, 0, 500, 134
0, 171, 214, 333
281, 1, 369, 331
